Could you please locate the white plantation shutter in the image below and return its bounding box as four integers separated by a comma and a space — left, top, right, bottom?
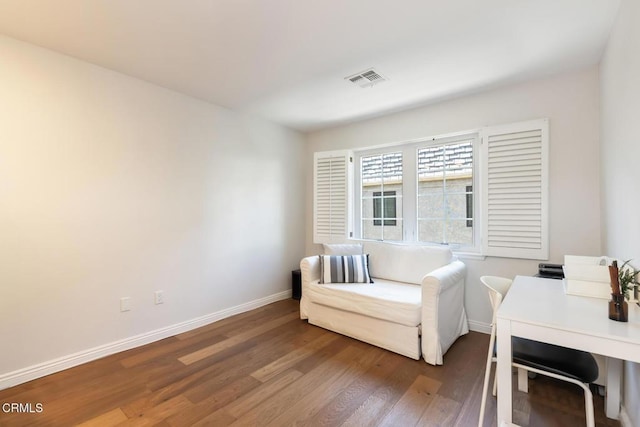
481, 119, 549, 260
314, 151, 352, 243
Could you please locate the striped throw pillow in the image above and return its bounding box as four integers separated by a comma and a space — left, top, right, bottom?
319, 254, 372, 284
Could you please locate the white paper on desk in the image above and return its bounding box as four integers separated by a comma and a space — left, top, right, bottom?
564, 255, 610, 265
563, 278, 611, 299
563, 255, 617, 283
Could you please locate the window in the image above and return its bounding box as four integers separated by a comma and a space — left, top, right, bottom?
314, 118, 549, 259
373, 191, 397, 226
417, 140, 474, 246
355, 136, 477, 249
360, 152, 403, 241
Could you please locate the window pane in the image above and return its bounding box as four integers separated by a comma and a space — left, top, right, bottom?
383, 219, 403, 241
418, 220, 444, 244
418, 145, 445, 179
417, 140, 473, 245
447, 219, 473, 245
362, 183, 383, 198
446, 193, 469, 219
417, 193, 444, 220
362, 220, 383, 240
361, 152, 403, 241
418, 179, 445, 196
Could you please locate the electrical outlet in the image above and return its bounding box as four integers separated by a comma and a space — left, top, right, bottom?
154, 290, 164, 305
120, 297, 131, 312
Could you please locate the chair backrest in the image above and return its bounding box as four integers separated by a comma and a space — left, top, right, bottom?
480, 276, 513, 323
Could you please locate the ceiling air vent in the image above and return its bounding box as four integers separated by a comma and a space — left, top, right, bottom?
345, 68, 388, 88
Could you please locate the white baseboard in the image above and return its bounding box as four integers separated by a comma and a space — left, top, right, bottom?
0, 290, 292, 391
468, 319, 491, 335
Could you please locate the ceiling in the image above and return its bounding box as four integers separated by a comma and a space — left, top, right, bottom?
0, 1, 621, 132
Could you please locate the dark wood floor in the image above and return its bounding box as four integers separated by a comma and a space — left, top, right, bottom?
0, 299, 621, 426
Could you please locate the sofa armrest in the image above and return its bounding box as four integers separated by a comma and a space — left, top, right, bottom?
421, 260, 469, 365
300, 255, 320, 285
299, 256, 320, 319
422, 260, 466, 293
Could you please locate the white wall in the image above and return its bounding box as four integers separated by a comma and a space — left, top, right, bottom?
0, 35, 305, 382
305, 68, 602, 329
600, 0, 640, 424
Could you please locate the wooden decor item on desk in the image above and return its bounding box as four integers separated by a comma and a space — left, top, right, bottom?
608, 260, 620, 295
608, 260, 628, 322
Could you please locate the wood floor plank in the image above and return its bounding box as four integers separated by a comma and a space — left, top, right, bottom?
145, 318, 313, 400
186, 410, 237, 427
2, 363, 157, 427
250, 332, 339, 382
436, 332, 489, 402
229, 345, 367, 426
265, 347, 386, 426
453, 363, 487, 427
76, 408, 128, 426
307, 351, 405, 426
145, 338, 258, 392
115, 395, 193, 426
181, 325, 325, 404
225, 369, 304, 418
417, 393, 461, 426
178, 312, 300, 365
377, 374, 442, 427
340, 395, 389, 427
342, 357, 440, 427
121, 339, 265, 418
175, 299, 297, 342
119, 334, 228, 369
163, 375, 259, 426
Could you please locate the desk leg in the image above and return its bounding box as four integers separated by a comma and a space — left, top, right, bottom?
496, 318, 512, 425
605, 357, 622, 419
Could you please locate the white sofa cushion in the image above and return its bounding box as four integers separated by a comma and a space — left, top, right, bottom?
305, 278, 421, 327
322, 243, 363, 255
364, 241, 453, 285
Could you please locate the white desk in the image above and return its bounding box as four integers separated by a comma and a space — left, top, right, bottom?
496, 276, 640, 424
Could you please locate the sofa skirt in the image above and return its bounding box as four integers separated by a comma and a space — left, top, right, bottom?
307, 302, 421, 360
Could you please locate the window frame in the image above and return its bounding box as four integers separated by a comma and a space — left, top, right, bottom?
356, 149, 405, 242
415, 137, 479, 249
354, 133, 480, 252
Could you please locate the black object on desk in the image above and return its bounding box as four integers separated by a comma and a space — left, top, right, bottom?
535, 263, 564, 280
292, 269, 301, 300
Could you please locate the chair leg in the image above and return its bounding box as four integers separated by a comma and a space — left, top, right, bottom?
478, 324, 497, 427
584, 385, 595, 427
517, 368, 528, 393
512, 363, 596, 427
492, 368, 497, 396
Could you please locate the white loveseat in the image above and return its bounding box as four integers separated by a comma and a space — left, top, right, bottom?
299, 241, 468, 365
